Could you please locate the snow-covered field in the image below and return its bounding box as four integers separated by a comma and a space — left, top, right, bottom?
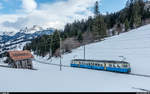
1, 24, 150, 92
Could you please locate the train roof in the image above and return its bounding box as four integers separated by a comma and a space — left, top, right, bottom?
72, 59, 129, 64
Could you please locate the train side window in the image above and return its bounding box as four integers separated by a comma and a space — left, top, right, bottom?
109, 64, 112, 67
99, 64, 101, 66
117, 64, 120, 68
113, 64, 116, 67
97, 64, 99, 66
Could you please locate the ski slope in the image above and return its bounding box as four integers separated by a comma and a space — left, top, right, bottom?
1, 24, 150, 92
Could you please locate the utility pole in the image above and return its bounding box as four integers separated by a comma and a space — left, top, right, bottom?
84, 44, 85, 60
59, 34, 62, 71
49, 36, 53, 59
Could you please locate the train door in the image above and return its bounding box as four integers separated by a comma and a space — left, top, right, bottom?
78, 61, 80, 67
104, 63, 106, 70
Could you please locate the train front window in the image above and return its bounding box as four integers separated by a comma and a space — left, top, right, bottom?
71, 61, 74, 64
128, 64, 130, 68
73, 61, 76, 64
122, 64, 128, 68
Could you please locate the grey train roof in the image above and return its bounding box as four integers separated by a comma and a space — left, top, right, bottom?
72, 59, 129, 64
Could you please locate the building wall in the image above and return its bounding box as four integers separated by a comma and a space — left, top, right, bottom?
8, 58, 33, 69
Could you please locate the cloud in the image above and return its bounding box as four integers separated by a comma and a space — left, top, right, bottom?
0, 0, 100, 32
22, 0, 37, 13
2, 17, 28, 30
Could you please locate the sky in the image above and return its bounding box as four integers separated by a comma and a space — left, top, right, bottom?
0, 0, 127, 32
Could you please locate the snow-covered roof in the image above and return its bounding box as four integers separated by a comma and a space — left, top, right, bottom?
8, 50, 34, 61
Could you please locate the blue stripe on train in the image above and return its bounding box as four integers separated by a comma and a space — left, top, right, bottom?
70, 64, 130, 73
71, 64, 78, 67
79, 64, 104, 70
106, 67, 129, 73
80, 65, 92, 69
92, 66, 104, 70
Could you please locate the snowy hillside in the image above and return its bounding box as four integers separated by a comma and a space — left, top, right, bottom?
1, 24, 150, 92
37, 24, 150, 75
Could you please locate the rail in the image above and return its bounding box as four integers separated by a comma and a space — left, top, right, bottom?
34, 59, 150, 78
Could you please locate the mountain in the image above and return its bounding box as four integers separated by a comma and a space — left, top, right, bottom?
0, 25, 55, 53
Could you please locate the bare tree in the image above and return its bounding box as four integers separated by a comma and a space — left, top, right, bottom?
61, 38, 80, 54
82, 31, 94, 44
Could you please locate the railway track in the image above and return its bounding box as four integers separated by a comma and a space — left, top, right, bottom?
34, 59, 150, 78
132, 87, 150, 92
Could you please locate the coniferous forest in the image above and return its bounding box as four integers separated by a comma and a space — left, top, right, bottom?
24, 0, 150, 57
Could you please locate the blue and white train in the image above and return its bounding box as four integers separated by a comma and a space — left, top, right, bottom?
71, 59, 131, 73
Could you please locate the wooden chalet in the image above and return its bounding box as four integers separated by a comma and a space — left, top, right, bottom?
6, 50, 34, 69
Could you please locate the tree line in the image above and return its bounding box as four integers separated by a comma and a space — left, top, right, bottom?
24, 0, 150, 57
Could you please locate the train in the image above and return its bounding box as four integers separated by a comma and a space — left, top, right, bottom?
70, 59, 131, 73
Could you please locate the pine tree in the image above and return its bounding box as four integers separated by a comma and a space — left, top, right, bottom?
133, 1, 142, 28
133, 13, 142, 28
94, 1, 99, 16
51, 30, 60, 55
92, 15, 107, 40
77, 31, 83, 43
125, 19, 130, 31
